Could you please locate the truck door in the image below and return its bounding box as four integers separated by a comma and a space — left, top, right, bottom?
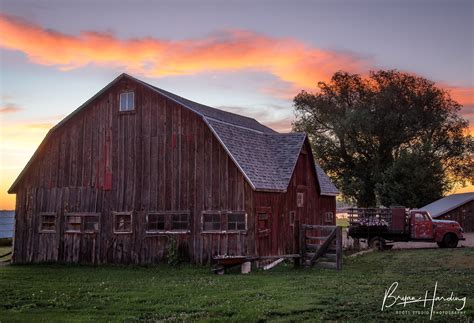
410, 212, 434, 240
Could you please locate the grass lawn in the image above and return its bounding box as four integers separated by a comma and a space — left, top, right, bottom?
0, 249, 472, 322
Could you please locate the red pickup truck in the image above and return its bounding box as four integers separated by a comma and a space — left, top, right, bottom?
347, 208, 465, 250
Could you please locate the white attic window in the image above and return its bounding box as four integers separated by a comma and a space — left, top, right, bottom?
119, 92, 135, 111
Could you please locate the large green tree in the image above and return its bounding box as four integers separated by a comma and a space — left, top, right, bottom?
293, 70, 473, 207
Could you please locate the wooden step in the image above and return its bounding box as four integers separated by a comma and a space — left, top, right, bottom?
320, 253, 337, 261
305, 252, 316, 258
306, 244, 320, 251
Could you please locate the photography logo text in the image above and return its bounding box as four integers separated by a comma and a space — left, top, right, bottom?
381, 281, 466, 319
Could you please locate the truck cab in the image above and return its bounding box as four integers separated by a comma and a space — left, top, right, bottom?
409, 210, 465, 247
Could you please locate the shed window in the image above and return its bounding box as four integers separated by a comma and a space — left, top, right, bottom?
203, 213, 221, 231
297, 192, 304, 208
289, 211, 296, 226
227, 212, 246, 231
114, 212, 132, 233
325, 212, 334, 223
146, 213, 165, 232
171, 214, 189, 231
64, 213, 100, 233
39, 213, 56, 232
119, 92, 134, 112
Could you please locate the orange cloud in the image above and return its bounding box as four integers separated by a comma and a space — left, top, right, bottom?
2, 13, 473, 106
446, 86, 474, 107
0, 13, 372, 92
0, 103, 23, 114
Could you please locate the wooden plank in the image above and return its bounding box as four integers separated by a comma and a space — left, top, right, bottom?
263, 258, 285, 270
302, 225, 337, 230
336, 226, 342, 270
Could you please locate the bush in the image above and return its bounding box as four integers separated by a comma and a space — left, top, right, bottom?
166, 237, 181, 266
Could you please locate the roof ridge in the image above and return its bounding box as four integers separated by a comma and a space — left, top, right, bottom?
129, 74, 277, 134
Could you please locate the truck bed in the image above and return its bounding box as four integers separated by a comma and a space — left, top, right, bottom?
347, 208, 410, 242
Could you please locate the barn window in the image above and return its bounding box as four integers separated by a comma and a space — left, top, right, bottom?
114, 212, 132, 233
65, 215, 82, 232
227, 212, 246, 231
64, 213, 100, 233
171, 213, 189, 231
202, 212, 221, 231
119, 92, 135, 112
325, 212, 334, 223
83, 215, 100, 233
146, 213, 166, 232
39, 213, 56, 233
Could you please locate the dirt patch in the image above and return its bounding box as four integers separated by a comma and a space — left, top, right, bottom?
342, 229, 474, 251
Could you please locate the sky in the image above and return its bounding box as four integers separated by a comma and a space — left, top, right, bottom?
0, 0, 473, 209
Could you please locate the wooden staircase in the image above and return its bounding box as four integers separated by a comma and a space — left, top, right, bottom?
299, 225, 342, 270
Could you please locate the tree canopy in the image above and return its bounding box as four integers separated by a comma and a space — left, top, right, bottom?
293, 70, 473, 207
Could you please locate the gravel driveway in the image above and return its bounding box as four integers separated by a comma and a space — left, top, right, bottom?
342, 230, 474, 250
392, 232, 474, 249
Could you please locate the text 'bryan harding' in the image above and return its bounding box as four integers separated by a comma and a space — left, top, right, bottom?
381, 281, 466, 320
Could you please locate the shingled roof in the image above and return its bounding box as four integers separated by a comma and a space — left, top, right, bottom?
206, 118, 306, 191
9, 73, 339, 195
150, 86, 277, 134
315, 164, 340, 196
421, 193, 474, 218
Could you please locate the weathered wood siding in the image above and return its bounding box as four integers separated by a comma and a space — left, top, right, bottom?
253, 140, 336, 257
12, 78, 254, 264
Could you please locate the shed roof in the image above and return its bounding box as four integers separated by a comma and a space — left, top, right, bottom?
315, 164, 340, 196
9, 73, 339, 195
421, 192, 474, 218
206, 118, 306, 191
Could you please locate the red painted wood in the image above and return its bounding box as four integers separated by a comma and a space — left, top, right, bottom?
11, 76, 336, 264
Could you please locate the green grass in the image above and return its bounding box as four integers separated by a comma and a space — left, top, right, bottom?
336, 217, 349, 227
0, 249, 473, 322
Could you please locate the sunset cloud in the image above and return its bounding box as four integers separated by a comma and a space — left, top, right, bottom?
0, 103, 23, 114
0, 13, 473, 131
0, 13, 372, 92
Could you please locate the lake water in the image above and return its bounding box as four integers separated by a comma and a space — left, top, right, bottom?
0, 211, 14, 238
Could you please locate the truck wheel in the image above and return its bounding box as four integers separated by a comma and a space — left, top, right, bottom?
442, 234, 458, 248
369, 237, 386, 250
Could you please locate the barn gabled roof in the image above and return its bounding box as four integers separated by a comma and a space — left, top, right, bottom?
9, 73, 339, 195
421, 192, 474, 218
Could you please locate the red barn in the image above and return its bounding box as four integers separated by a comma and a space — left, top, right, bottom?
8, 74, 339, 264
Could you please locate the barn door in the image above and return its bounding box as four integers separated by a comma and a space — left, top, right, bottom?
256, 207, 272, 256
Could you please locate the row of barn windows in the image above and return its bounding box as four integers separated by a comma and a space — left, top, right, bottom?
39, 211, 247, 234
